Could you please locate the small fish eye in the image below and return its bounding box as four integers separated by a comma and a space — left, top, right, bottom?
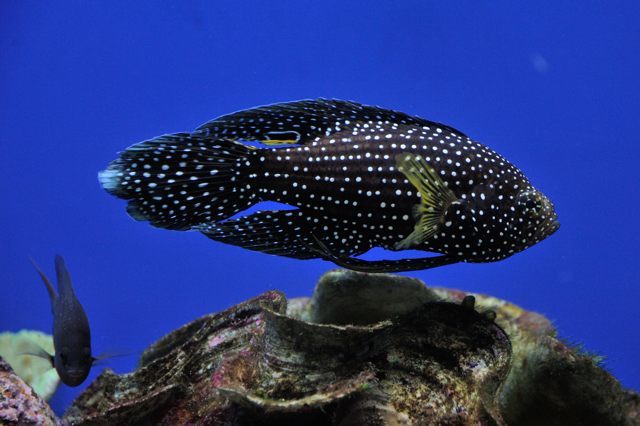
517, 191, 541, 214
525, 199, 537, 210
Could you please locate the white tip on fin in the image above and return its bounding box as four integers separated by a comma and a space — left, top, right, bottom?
98, 167, 121, 191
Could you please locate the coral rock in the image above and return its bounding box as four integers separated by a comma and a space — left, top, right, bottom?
0, 356, 60, 425
25, 269, 636, 425
64, 273, 510, 424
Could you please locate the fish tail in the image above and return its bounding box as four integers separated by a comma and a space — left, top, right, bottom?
98, 132, 259, 230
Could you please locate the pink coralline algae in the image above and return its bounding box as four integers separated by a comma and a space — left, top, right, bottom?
0, 357, 59, 425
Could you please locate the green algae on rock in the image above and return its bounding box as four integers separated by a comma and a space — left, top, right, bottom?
430, 284, 640, 425
300, 270, 442, 325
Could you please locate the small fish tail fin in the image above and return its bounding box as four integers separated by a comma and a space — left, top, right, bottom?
99, 133, 260, 230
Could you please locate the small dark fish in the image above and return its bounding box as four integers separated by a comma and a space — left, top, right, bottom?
99, 99, 559, 273
31, 256, 93, 386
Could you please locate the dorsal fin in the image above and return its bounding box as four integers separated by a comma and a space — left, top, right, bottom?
54, 255, 75, 298
30, 257, 57, 306
195, 99, 467, 145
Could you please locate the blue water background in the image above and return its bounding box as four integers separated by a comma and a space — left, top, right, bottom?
1, 1, 638, 414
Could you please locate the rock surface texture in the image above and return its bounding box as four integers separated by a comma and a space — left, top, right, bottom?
2, 270, 638, 424
0, 357, 59, 425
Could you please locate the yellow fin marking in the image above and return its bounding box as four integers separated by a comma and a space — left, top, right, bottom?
260, 139, 298, 146
395, 153, 458, 249
261, 130, 302, 145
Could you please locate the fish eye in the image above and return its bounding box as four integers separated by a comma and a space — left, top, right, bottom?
517, 191, 541, 215
525, 199, 539, 211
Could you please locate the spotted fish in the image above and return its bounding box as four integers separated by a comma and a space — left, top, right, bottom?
99, 99, 559, 272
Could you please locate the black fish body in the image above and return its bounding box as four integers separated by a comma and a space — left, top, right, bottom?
99, 100, 558, 272
32, 256, 92, 386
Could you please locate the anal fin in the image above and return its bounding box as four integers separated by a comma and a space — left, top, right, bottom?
197, 209, 369, 260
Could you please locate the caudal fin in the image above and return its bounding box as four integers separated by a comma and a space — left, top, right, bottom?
99, 133, 258, 230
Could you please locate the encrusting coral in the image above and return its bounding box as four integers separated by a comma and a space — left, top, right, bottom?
1, 270, 638, 425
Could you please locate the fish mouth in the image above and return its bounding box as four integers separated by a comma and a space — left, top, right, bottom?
535, 192, 559, 240
546, 219, 560, 236
65, 368, 87, 380
536, 215, 560, 241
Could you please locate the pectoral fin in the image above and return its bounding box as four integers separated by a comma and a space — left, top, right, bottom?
395, 153, 458, 249
21, 347, 54, 367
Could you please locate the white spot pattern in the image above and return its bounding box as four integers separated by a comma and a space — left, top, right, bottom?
100, 99, 559, 268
